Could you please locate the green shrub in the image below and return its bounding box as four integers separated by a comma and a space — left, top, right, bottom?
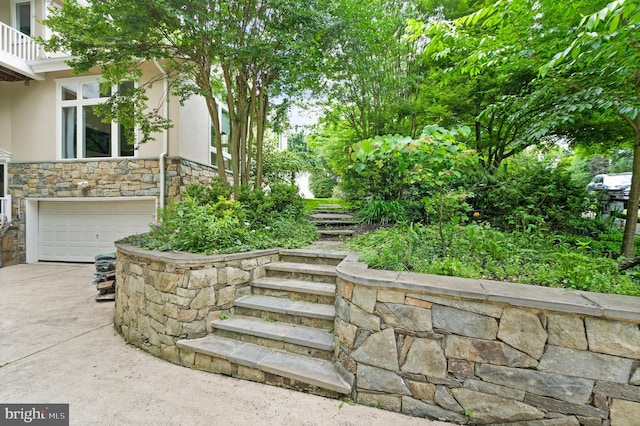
183, 176, 233, 205
355, 200, 415, 225
349, 223, 640, 297
309, 171, 338, 198
125, 180, 317, 254
466, 154, 602, 234
236, 182, 306, 225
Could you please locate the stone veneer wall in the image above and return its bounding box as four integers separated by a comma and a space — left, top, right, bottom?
114, 243, 278, 364
165, 157, 227, 200
335, 253, 640, 425
6, 157, 223, 263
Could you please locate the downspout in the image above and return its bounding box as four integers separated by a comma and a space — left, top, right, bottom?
154, 60, 169, 208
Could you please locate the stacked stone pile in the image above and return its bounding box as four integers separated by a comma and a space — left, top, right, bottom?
94, 253, 116, 302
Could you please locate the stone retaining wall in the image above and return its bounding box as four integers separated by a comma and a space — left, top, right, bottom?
114, 243, 278, 364
335, 253, 640, 425
114, 245, 640, 425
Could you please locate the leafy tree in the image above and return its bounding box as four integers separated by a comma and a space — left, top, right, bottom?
287, 132, 309, 153
540, 0, 640, 258
413, 0, 640, 258
409, 0, 599, 172
319, 0, 427, 140
42, 0, 334, 189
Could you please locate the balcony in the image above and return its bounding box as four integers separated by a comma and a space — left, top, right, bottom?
0, 20, 44, 81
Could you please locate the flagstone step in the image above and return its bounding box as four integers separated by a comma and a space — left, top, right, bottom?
211, 315, 334, 352
311, 213, 356, 220
234, 295, 335, 329
318, 229, 356, 236
252, 277, 335, 304
312, 220, 358, 226
265, 261, 338, 283
279, 249, 347, 266
177, 335, 351, 396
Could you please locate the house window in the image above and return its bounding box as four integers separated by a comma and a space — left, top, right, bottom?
15, 1, 32, 36
57, 78, 136, 159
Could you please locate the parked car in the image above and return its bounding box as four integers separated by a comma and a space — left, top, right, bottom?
587, 173, 632, 200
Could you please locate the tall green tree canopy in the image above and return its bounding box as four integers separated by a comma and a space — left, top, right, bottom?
318, 0, 428, 140
413, 0, 640, 257
42, 0, 335, 188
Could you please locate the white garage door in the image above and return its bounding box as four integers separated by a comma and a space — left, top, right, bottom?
38, 200, 155, 262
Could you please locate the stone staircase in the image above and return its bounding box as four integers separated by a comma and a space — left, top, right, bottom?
310, 204, 358, 239
177, 249, 353, 398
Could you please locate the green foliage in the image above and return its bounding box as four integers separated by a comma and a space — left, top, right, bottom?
262, 148, 312, 185
309, 171, 338, 198
321, 0, 428, 140
350, 223, 640, 297
355, 200, 411, 226
303, 198, 350, 211
236, 183, 307, 226
183, 177, 233, 205
466, 151, 599, 234
348, 125, 475, 200
423, 190, 473, 254
127, 181, 316, 254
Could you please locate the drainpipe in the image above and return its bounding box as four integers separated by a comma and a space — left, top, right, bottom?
154, 60, 169, 208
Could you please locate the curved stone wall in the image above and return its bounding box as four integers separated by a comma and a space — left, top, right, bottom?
335, 253, 640, 425
115, 244, 640, 424
114, 243, 278, 364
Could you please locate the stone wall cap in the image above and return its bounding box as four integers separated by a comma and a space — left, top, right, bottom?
577, 291, 640, 322
336, 254, 640, 320
480, 279, 602, 316
116, 243, 279, 265
399, 272, 486, 300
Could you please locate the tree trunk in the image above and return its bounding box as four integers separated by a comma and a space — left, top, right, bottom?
207, 97, 227, 180
195, 64, 226, 180
255, 89, 268, 190
621, 131, 640, 258
222, 65, 240, 189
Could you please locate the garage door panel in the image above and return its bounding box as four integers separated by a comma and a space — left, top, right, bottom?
38, 200, 155, 262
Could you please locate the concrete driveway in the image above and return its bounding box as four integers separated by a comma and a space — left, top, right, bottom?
0, 263, 448, 426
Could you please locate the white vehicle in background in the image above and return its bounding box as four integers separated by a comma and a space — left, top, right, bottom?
587, 172, 632, 214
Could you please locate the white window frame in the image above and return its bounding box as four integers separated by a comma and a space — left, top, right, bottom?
209, 102, 231, 170
11, 0, 34, 37
56, 76, 138, 160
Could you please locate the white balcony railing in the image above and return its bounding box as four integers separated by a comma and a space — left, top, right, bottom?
0, 195, 12, 223
0, 21, 42, 62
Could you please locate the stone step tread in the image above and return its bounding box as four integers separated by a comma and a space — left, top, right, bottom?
265, 262, 337, 277
234, 295, 335, 320
318, 229, 355, 236
211, 315, 334, 351
309, 209, 354, 216
315, 204, 344, 209
310, 213, 355, 220
279, 249, 348, 261
313, 220, 358, 226
177, 336, 350, 394
252, 277, 336, 297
